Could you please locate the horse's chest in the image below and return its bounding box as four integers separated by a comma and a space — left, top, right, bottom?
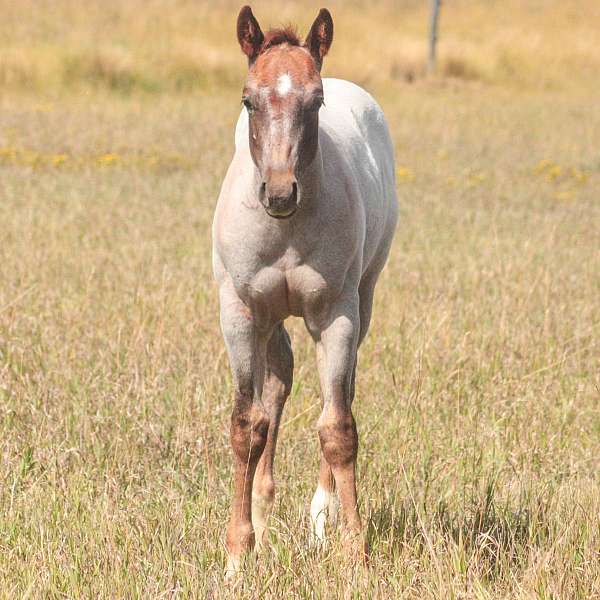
233, 262, 340, 321
287, 265, 335, 316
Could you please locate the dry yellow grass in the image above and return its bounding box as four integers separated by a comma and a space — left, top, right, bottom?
1, 1, 599, 598
2, 0, 600, 92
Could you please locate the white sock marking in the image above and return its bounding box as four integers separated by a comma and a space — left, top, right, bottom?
225, 554, 240, 580
310, 484, 339, 545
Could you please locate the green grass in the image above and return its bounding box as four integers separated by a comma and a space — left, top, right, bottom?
1, 1, 600, 598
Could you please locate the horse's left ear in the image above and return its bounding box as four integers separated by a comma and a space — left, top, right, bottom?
304, 8, 334, 71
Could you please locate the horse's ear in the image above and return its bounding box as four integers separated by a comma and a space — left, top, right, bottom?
237, 6, 264, 64
304, 8, 334, 71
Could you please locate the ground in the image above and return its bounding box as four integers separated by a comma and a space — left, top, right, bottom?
0, 1, 599, 598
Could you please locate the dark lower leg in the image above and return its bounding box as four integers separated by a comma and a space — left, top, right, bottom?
318, 405, 365, 554
225, 400, 269, 573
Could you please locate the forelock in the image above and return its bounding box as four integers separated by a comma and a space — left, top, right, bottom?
260, 27, 301, 53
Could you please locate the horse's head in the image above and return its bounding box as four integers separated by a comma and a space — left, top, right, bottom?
237, 6, 333, 219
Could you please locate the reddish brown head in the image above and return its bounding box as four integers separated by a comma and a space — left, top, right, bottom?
237, 6, 334, 219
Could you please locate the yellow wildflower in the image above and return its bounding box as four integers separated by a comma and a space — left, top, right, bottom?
97, 153, 119, 165
396, 166, 415, 182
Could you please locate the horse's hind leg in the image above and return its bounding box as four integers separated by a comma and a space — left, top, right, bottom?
310, 451, 340, 544
310, 342, 340, 544
252, 323, 294, 547
357, 268, 378, 346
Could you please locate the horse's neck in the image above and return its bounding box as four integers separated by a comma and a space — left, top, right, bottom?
297, 144, 324, 204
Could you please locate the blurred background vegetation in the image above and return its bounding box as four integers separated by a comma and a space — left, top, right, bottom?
1, 2, 599, 597
2, 0, 599, 95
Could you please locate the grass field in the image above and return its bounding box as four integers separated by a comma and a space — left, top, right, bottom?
1, 1, 599, 598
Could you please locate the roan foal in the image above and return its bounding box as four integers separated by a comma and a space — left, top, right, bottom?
212, 6, 398, 575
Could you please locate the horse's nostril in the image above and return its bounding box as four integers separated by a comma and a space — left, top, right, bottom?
262, 177, 298, 216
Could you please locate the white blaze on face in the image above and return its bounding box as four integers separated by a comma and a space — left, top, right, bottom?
262, 74, 296, 169
276, 73, 293, 97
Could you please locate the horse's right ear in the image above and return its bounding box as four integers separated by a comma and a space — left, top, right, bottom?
237, 6, 264, 64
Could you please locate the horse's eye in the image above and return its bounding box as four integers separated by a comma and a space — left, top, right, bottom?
242, 97, 253, 111
310, 96, 324, 111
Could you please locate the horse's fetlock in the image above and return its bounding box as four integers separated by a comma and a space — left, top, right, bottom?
226, 520, 255, 555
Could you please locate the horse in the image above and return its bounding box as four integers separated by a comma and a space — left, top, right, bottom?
212, 5, 398, 576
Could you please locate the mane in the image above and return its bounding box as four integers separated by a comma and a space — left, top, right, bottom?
261, 26, 301, 53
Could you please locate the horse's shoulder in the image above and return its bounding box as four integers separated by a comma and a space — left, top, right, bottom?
234, 108, 249, 150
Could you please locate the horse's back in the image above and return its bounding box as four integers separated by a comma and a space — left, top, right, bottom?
320, 78, 398, 275
321, 78, 394, 170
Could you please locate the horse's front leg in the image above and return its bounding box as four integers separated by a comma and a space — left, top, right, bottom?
309, 292, 366, 559
219, 284, 271, 578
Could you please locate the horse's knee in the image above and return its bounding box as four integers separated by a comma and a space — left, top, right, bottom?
317, 406, 358, 468
230, 392, 270, 463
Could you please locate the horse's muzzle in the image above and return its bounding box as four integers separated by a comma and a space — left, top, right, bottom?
261, 181, 298, 219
